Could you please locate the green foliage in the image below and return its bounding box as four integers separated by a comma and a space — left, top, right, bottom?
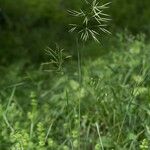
110, 0, 150, 33
2, 0, 149, 32
0, 0, 150, 64
0, 34, 150, 149
0, 0, 150, 149
140, 139, 149, 150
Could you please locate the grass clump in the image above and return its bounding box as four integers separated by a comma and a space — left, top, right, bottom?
0, 33, 150, 149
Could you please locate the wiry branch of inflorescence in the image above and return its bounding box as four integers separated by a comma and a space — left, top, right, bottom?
41, 44, 71, 73
68, 0, 111, 43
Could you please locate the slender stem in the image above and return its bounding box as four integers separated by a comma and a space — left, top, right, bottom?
76, 38, 82, 84
96, 122, 104, 150
76, 37, 81, 150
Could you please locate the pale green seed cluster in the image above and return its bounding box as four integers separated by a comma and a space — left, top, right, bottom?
140, 139, 149, 150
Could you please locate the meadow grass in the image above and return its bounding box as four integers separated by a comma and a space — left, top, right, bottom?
0, 33, 150, 149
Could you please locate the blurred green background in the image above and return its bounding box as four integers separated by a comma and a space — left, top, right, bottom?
1, 1, 150, 149
0, 0, 150, 65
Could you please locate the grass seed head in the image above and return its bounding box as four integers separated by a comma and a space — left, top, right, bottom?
68, 0, 111, 43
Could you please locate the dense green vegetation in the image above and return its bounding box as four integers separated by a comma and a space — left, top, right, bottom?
0, 0, 150, 149
0, 0, 150, 63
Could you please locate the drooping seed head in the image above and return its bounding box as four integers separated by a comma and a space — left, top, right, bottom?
68, 0, 111, 43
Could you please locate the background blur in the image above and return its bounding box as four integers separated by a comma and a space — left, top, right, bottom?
0, 0, 150, 65
1, 1, 150, 149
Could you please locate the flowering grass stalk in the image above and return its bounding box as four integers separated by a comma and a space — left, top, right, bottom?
68, 0, 111, 43
68, 0, 111, 149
